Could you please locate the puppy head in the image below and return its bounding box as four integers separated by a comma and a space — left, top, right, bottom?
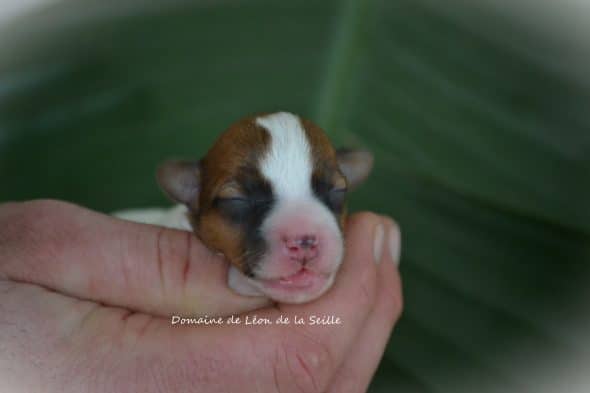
157, 112, 373, 303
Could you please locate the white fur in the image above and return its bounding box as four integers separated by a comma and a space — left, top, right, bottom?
256, 112, 313, 199
254, 112, 344, 303
255, 112, 340, 248
227, 266, 264, 297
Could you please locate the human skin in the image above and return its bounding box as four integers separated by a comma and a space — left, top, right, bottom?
0, 200, 403, 393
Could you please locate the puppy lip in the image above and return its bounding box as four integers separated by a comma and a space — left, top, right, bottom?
257, 268, 329, 290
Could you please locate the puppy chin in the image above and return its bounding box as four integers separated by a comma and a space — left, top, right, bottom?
227, 265, 338, 304
255, 271, 337, 304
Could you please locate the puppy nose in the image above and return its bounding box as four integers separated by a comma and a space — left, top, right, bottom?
283, 234, 319, 263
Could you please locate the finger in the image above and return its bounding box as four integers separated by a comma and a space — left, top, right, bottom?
0, 200, 270, 317
0, 213, 399, 393
327, 220, 403, 393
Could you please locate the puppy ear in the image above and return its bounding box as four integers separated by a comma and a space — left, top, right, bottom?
336, 149, 374, 190
156, 160, 201, 205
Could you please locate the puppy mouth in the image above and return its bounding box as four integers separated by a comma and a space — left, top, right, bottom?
251, 268, 335, 303
259, 268, 329, 291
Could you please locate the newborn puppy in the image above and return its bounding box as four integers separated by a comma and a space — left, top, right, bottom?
156, 112, 373, 304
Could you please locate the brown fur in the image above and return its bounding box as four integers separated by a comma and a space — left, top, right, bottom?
189, 115, 270, 269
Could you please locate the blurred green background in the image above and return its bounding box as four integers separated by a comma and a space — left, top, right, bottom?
1, 0, 589, 391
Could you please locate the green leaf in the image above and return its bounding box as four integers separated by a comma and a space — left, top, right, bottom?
1, 0, 589, 391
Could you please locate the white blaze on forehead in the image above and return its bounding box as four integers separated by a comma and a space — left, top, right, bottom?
256, 112, 313, 199
254, 112, 344, 299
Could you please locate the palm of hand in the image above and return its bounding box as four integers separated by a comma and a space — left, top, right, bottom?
0, 200, 401, 393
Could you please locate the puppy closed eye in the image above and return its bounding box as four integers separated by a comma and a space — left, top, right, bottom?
328, 187, 347, 211
312, 175, 348, 212
214, 195, 273, 221
214, 196, 250, 220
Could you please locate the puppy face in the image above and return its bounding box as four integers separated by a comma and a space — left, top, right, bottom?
157, 112, 373, 303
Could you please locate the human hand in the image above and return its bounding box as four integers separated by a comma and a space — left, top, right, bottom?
0, 200, 402, 392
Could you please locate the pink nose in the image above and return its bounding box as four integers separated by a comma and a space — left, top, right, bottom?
283, 234, 319, 264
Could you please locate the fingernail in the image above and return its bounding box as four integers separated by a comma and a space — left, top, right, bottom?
388, 223, 401, 266
373, 223, 385, 264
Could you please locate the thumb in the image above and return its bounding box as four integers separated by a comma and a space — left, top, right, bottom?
0, 199, 270, 317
